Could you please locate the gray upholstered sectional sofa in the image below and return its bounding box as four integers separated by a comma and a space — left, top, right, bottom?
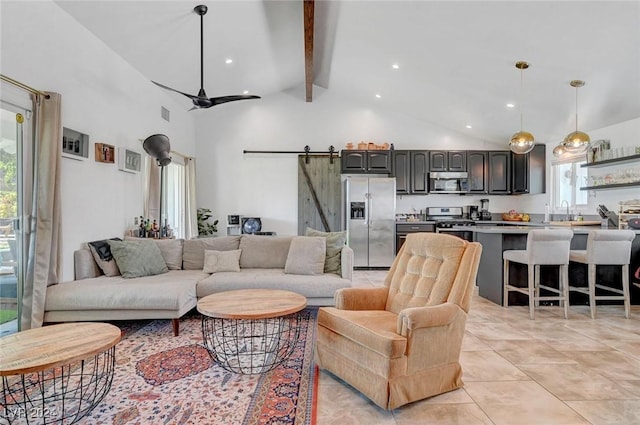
44, 234, 353, 335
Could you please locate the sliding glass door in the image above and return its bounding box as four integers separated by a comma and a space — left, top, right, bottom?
0, 99, 30, 335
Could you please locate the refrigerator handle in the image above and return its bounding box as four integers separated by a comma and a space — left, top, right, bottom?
366, 192, 371, 226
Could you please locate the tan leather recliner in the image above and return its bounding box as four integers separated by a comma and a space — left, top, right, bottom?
315, 232, 482, 410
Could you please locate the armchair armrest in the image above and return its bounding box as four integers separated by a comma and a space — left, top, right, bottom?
340, 246, 354, 280
397, 303, 463, 335
335, 287, 388, 310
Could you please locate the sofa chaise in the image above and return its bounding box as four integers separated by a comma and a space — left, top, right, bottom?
44, 234, 353, 335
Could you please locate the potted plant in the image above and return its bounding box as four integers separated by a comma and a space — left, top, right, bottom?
197, 208, 219, 236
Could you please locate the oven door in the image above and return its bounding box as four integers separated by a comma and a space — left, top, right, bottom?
436, 228, 474, 241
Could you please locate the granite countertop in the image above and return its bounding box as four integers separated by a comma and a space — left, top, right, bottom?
453, 225, 640, 235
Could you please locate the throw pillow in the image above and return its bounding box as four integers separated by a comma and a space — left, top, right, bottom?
284, 236, 326, 275
304, 228, 347, 275
125, 237, 184, 270
203, 249, 241, 273
88, 238, 122, 277
107, 239, 168, 279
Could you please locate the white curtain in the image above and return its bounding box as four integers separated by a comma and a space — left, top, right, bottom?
22, 92, 62, 329
184, 157, 198, 239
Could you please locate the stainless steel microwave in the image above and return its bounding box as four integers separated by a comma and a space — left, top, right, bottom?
429, 172, 468, 193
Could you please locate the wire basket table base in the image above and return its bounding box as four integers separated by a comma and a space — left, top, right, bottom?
201, 310, 309, 374
0, 346, 116, 425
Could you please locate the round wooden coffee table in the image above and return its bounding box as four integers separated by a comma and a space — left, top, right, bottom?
0, 322, 121, 424
197, 289, 308, 374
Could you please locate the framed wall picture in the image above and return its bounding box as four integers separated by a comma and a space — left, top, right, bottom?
62, 127, 89, 160
118, 148, 142, 173
95, 143, 116, 163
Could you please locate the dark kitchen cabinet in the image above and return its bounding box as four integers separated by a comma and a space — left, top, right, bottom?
341, 150, 391, 174
392, 150, 410, 194
429, 151, 467, 172
488, 151, 511, 194
410, 151, 429, 194
511, 144, 546, 195
467, 151, 488, 193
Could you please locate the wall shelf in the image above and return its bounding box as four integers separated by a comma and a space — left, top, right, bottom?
580, 182, 640, 191
580, 153, 640, 168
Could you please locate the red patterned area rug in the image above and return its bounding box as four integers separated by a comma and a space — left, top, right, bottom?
79, 308, 318, 425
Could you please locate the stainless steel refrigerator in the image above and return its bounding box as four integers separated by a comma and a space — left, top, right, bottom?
344, 177, 396, 268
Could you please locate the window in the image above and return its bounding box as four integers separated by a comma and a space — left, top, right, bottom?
551, 157, 588, 215
164, 160, 185, 238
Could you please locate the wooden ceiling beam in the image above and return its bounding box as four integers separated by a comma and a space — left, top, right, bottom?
304, 0, 314, 102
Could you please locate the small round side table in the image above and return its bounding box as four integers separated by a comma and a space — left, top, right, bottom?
0, 322, 121, 424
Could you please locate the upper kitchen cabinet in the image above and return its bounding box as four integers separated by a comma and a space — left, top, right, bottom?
341, 150, 392, 174
392, 150, 410, 194
511, 144, 546, 194
410, 151, 429, 194
488, 151, 511, 194
429, 151, 467, 172
467, 151, 488, 193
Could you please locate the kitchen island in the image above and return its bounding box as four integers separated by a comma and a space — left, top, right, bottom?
458, 225, 640, 306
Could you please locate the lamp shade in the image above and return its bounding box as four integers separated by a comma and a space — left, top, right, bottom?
143, 134, 172, 166
552, 143, 566, 157
509, 131, 535, 154
561, 131, 590, 153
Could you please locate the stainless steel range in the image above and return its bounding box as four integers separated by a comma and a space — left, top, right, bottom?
427, 207, 476, 240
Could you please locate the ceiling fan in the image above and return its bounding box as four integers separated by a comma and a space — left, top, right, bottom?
152, 4, 260, 110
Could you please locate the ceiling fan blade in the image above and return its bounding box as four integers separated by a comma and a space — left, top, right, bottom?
209, 95, 262, 107
152, 80, 202, 101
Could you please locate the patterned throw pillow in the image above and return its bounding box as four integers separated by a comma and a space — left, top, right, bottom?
203, 249, 241, 273
304, 228, 347, 275
107, 239, 168, 279
88, 238, 122, 277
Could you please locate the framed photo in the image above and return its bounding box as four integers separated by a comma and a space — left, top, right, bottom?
62, 127, 89, 160
95, 143, 116, 163
118, 148, 142, 173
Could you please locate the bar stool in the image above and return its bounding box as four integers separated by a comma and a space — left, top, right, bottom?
568, 229, 635, 319
503, 229, 573, 319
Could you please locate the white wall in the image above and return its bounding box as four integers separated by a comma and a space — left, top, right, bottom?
1, 1, 197, 280
194, 85, 521, 233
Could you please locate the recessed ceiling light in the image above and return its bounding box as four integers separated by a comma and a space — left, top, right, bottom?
225, 58, 233, 64
392, 63, 400, 70
375, 94, 382, 99
466, 124, 472, 129
243, 90, 249, 94
506, 103, 515, 108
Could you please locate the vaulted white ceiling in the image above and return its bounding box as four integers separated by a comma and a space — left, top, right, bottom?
55, 0, 640, 144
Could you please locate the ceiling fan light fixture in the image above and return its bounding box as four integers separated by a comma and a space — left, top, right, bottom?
509, 61, 535, 155
561, 80, 589, 153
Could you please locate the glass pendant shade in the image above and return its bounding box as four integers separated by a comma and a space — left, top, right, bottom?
552, 143, 566, 157
561, 80, 589, 154
509, 61, 535, 154
509, 131, 535, 154
562, 130, 590, 153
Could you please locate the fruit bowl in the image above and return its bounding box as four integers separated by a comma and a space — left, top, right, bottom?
502, 210, 531, 222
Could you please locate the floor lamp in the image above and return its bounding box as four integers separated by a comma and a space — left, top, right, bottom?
143, 134, 172, 236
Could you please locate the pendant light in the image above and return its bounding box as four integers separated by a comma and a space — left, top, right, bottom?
509, 61, 535, 154
552, 143, 566, 157
561, 80, 590, 153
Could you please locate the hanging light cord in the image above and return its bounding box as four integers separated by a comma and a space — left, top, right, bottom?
574, 85, 579, 132
519, 67, 524, 131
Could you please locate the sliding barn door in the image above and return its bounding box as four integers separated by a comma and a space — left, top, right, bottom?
297, 156, 341, 235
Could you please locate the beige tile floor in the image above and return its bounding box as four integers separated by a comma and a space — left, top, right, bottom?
317, 270, 640, 425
